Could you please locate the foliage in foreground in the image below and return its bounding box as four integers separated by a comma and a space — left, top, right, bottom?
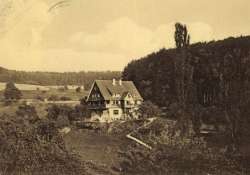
117, 119, 248, 175
0, 112, 86, 175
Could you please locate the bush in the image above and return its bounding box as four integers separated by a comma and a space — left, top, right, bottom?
3, 82, 22, 101
48, 95, 59, 101
60, 96, 72, 101
46, 105, 73, 120
68, 104, 90, 122
138, 101, 161, 118
0, 113, 86, 175
46, 105, 74, 127
36, 95, 45, 101
116, 119, 246, 175
16, 104, 39, 123
76, 86, 81, 93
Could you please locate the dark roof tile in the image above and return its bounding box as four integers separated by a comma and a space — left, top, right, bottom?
93, 80, 143, 101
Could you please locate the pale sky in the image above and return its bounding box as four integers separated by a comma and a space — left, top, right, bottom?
0, 0, 249, 72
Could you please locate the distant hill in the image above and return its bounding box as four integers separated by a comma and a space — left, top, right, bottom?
0, 67, 121, 90
122, 36, 250, 108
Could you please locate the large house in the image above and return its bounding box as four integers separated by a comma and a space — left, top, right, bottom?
86, 79, 143, 122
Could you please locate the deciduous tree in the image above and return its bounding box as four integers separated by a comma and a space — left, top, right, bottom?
3, 82, 22, 101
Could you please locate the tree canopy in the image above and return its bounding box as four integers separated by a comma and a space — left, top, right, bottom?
0, 68, 121, 90
4, 82, 22, 100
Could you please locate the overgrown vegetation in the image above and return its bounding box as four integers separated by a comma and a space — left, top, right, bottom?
123, 26, 250, 145
0, 108, 86, 174
121, 23, 250, 174
138, 101, 161, 119
46, 103, 90, 124
116, 118, 249, 175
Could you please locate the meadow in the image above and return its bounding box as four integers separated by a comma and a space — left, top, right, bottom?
0, 82, 49, 91
0, 83, 88, 101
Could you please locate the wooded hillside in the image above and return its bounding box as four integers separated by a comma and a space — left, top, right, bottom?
0, 67, 121, 90
123, 36, 250, 108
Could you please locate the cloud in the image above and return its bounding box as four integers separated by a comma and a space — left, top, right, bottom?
69, 17, 156, 58
188, 22, 214, 42
69, 18, 214, 59
2, 0, 52, 45
0, 0, 53, 70
0, 2, 214, 72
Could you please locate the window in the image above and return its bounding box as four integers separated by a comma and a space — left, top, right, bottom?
134, 100, 140, 105
113, 110, 119, 115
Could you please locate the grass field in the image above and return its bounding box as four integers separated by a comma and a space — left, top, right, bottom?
0, 89, 88, 101
0, 82, 50, 91
0, 101, 127, 168
0, 82, 89, 101
64, 129, 128, 167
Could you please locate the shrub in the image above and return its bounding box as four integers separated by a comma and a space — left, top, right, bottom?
46, 104, 73, 121
60, 96, 72, 101
116, 119, 246, 175
76, 86, 81, 93
138, 101, 161, 118
3, 82, 22, 101
80, 97, 87, 105
48, 95, 59, 101
16, 104, 39, 123
46, 105, 73, 127
0, 113, 86, 175
36, 95, 45, 101
69, 104, 90, 122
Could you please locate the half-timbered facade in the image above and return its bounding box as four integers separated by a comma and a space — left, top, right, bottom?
86, 79, 143, 122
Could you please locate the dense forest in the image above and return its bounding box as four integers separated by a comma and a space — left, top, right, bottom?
0, 67, 121, 89
123, 36, 250, 107
123, 35, 250, 140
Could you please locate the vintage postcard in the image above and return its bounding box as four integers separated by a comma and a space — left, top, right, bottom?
0, 0, 249, 174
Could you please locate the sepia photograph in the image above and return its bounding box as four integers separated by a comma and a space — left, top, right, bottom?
0, 0, 250, 174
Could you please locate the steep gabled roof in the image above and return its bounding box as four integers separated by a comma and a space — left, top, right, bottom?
88, 80, 143, 101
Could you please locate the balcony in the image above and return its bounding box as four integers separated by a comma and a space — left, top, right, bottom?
87, 101, 106, 109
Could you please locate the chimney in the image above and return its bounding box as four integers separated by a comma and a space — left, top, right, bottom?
112, 78, 116, 85
119, 79, 122, 86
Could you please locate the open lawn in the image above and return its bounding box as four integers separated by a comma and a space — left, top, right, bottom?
0, 89, 88, 101
0, 82, 49, 91
64, 129, 129, 167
